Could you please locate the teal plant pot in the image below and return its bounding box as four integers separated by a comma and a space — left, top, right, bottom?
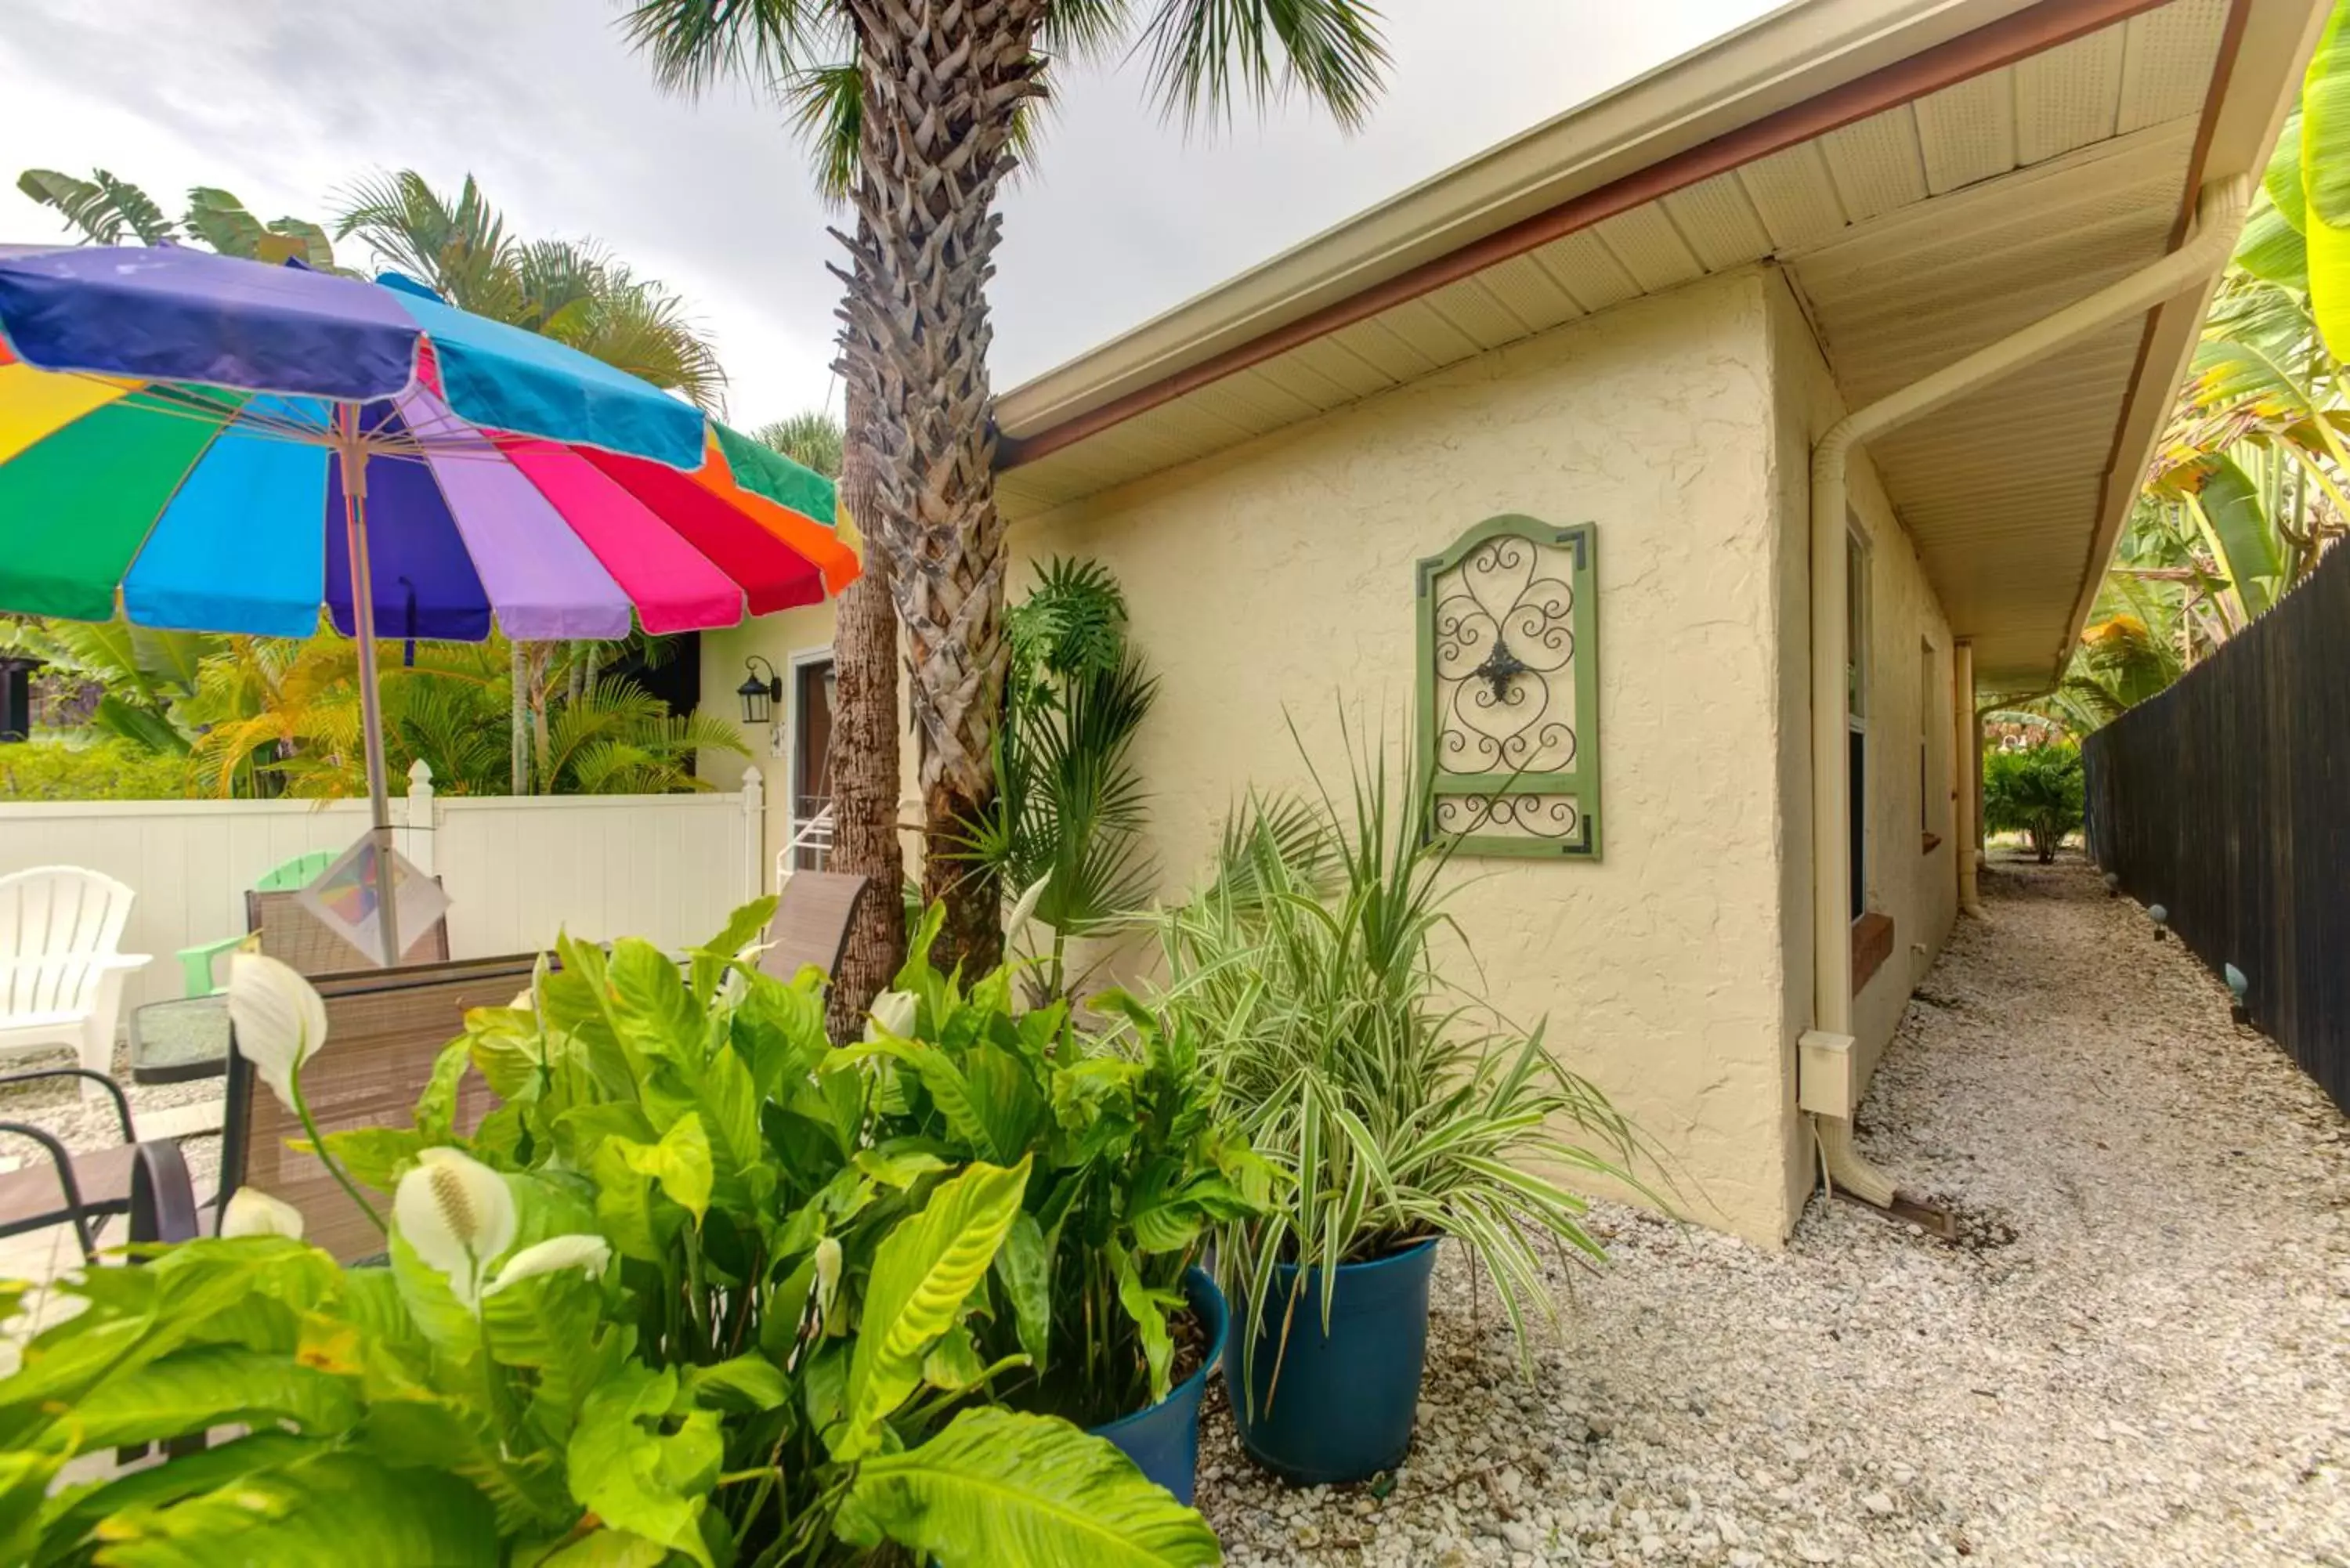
1090, 1266, 1227, 1505
1224, 1237, 1440, 1486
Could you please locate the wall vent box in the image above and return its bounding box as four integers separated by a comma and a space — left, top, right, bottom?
1799, 1030, 1857, 1118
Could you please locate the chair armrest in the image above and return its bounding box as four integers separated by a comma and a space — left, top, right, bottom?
175, 936, 243, 996
0, 953, 152, 975
0, 1067, 135, 1140
129, 1140, 203, 1246
0, 1120, 96, 1255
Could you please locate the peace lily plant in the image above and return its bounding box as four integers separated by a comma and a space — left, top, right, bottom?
0, 901, 1221, 1567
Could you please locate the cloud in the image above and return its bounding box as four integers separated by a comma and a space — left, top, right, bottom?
2, 0, 1777, 426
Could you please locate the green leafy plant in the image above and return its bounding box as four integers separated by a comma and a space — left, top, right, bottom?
1152, 714, 1649, 1382
960, 559, 1160, 1006
0, 905, 1219, 1566
0, 738, 191, 800
1983, 742, 2085, 863
841, 905, 1271, 1429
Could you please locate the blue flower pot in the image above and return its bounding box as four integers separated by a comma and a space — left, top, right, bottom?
1090, 1265, 1228, 1505
1224, 1237, 1440, 1486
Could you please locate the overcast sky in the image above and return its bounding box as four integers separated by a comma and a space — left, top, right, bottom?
1, 2, 1780, 427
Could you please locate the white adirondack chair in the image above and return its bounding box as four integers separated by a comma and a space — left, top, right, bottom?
0, 867, 150, 1089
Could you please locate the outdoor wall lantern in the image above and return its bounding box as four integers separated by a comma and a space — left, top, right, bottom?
737, 656, 783, 727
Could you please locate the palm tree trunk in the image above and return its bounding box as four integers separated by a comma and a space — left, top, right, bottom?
836, 0, 1046, 976
509, 641, 528, 794
826, 368, 908, 1042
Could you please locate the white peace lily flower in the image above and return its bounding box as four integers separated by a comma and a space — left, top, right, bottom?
508, 988, 535, 1012
483, 1234, 611, 1297
219, 1187, 306, 1241
392, 1147, 519, 1307
226, 952, 329, 1112
1005, 872, 1052, 939
865, 988, 918, 1042
812, 1235, 844, 1329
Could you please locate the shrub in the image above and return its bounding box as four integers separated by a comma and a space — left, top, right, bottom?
1983, 742, 2085, 863
851, 905, 1272, 1429
0, 738, 192, 800
1152, 714, 1650, 1383
0, 904, 1219, 1566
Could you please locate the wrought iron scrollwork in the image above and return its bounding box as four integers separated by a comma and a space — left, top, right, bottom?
1431, 534, 1578, 775
1416, 515, 1600, 858
1432, 793, 1582, 842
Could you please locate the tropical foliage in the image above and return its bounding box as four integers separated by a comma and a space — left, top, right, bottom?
0, 908, 1219, 1566
1983, 743, 2085, 864
848, 905, 1272, 1428
623, 0, 1392, 978
0, 736, 191, 801
1151, 714, 1647, 1383
755, 412, 845, 482
0, 619, 743, 799
15, 169, 341, 267
12, 165, 747, 800
2039, 15, 2350, 729
333, 172, 726, 410
958, 559, 1160, 1006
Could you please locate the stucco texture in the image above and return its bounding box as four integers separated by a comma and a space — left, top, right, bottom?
714, 272, 1806, 1242
704, 267, 1965, 1245
1764, 273, 1961, 1105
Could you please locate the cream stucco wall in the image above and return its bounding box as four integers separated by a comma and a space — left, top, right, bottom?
1763, 273, 1960, 1104
710, 271, 1817, 1243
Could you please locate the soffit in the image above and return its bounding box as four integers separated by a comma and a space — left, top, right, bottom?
997, 0, 2231, 524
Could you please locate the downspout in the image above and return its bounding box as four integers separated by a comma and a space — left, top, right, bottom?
1805, 175, 2249, 1207
1951, 641, 1983, 919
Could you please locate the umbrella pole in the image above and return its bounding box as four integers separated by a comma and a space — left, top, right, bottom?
335, 408, 402, 966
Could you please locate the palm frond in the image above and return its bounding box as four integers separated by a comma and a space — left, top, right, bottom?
783, 59, 863, 205
752, 409, 844, 479
1137, 0, 1390, 135
617, 0, 840, 99
16, 168, 179, 245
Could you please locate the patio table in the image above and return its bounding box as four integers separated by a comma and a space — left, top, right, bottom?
126, 995, 232, 1085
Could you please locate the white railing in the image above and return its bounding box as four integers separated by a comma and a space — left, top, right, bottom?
0, 763, 766, 1011
775, 800, 835, 894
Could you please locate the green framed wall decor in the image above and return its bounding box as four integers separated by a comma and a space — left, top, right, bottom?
1415, 514, 1600, 858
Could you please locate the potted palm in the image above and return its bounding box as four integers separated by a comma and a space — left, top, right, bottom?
1155, 718, 1650, 1486
842, 904, 1271, 1504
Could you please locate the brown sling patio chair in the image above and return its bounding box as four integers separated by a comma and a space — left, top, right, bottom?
758, 870, 870, 985
0, 1067, 186, 1266
247, 885, 449, 977
137, 952, 537, 1264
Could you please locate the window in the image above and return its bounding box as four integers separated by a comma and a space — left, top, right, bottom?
1845, 530, 1871, 923
1918, 639, 1937, 844
1416, 515, 1601, 858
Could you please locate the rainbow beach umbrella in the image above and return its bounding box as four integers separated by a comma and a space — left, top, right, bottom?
0, 243, 856, 953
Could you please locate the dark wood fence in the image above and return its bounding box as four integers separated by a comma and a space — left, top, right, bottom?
2083, 544, 2350, 1116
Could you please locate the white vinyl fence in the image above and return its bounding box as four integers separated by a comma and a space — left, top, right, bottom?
0, 763, 767, 1012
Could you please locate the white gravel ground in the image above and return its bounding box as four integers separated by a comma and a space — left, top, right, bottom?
1201, 854, 2350, 1567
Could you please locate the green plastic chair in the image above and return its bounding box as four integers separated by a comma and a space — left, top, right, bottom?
175, 851, 337, 997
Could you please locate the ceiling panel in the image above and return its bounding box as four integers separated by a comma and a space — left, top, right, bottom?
1661, 172, 1777, 270
1914, 67, 2022, 192
1738, 142, 1852, 250
1819, 104, 1932, 221
1530, 231, 1643, 312
2117, 0, 2232, 132
2014, 25, 2127, 164
1589, 206, 1707, 291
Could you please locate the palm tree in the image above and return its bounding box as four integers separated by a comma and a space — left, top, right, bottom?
17, 171, 342, 269
622, 0, 1390, 979
749, 407, 906, 1039
334, 172, 727, 410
